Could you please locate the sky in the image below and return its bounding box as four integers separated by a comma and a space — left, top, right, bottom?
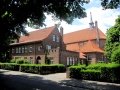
26, 0, 120, 34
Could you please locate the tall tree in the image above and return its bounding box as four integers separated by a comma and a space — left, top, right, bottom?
101, 0, 120, 9
105, 15, 120, 61
0, 0, 88, 61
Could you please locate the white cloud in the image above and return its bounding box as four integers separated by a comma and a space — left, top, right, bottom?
26, 0, 120, 34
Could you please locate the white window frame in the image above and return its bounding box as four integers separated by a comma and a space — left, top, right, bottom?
67, 57, 70, 65
25, 46, 27, 53
22, 47, 24, 53
29, 46, 33, 52
16, 48, 18, 53
70, 57, 73, 65
46, 45, 51, 50
73, 57, 75, 65
56, 36, 59, 42
18, 47, 21, 53
53, 35, 56, 41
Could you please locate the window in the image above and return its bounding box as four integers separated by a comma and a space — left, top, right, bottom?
25, 46, 27, 53
16, 48, 18, 53
73, 57, 75, 65
70, 57, 73, 65
53, 35, 56, 41
18, 47, 21, 53
38, 45, 42, 51
29, 46, 33, 52
22, 47, 25, 53
56, 36, 59, 42
51, 60, 54, 64
46, 45, 51, 50
12, 48, 14, 54
67, 57, 70, 65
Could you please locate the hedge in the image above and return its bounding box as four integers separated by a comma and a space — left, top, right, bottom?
0, 63, 20, 71
20, 64, 66, 75
81, 70, 101, 81
69, 65, 86, 79
100, 63, 120, 83
69, 63, 120, 83
0, 63, 66, 75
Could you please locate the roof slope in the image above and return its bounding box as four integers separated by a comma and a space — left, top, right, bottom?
12, 26, 55, 45
80, 40, 104, 53
64, 28, 106, 44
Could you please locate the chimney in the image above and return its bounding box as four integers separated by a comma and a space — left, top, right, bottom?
60, 26, 63, 37
95, 20, 98, 28
60, 26, 64, 50
95, 21, 100, 47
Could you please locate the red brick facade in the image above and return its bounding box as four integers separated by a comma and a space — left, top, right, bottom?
10, 26, 79, 66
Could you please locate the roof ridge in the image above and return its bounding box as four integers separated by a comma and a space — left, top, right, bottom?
28, 26, 55, 33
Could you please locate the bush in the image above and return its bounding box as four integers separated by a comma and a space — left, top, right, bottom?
101, 63, 120, 83
20, 64, 66, 75
68, 63, 120, 83
69, 65, 85, 79
0, 63, 20, 71
111, 46, 120, 64
86, 63, 106, 70
81, 70, 101, 81
10, 59, 30, 64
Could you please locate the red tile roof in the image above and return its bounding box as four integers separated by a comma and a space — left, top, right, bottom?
11, 26, 55, 45
63, 28, 106, 44
80, 40, 104, 53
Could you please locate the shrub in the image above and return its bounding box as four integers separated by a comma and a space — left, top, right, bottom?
20, 64, 65, 75
81, 70, 101, 81
0, 63, 20, 71
111, 46, 120, 64
68, 63, 120, 83
69, 65, 85, 79
10, 59, 30, 64
86, 63, 106, 70
101, 63, 120, 83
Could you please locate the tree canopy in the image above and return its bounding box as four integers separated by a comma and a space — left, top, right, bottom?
0, 0, 88, 61
105, 16, 120, 62
101, 0, 120, 9
0, 0, 120, 61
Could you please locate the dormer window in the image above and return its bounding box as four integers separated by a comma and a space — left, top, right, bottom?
53, 35, 56, 41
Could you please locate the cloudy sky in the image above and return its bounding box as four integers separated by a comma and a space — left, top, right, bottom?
26, 0, 120, 34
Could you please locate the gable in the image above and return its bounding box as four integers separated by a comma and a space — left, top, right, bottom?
11, 26, 56, 45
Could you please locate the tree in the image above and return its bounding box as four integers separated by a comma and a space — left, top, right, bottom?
111, 45, 120, 63
101, 0, 120, 9
105, 15, 120, 62
0, 0, 88, 61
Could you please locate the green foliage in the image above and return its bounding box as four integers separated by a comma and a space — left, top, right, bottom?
69, 63, 120, 83
101, 63, 120, 83
86, 63, 106, 70
10, 59, 30, 64
105, 16, 120, 62
69, 65, 86, 79
81, 70, 101, 81
111, 46, 120, 63
20, 64, 66, 75
101, 0, 120, 9
0, 0, 87, 61
0, 63, 20, 71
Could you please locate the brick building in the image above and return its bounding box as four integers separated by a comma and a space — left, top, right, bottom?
10, 25, 79, 66
63, 15, 106, 64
